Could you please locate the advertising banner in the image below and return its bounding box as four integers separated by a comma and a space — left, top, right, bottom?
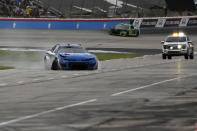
156, 18, 166, 28
141, 19, 158, 28
187, 17, 197, 26
164, 18, 181, 27
133, 19, 143, 28
179, 17, 189, 27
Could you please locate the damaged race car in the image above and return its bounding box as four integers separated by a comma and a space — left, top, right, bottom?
44, 44, 98, 70
109, 23, 140, 37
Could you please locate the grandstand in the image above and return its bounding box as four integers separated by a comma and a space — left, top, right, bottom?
0, 0, 196, 18
37, 0, 197, 17
39, 0, 165, 17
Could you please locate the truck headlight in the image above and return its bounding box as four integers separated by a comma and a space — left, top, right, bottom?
178, 45, 182, 49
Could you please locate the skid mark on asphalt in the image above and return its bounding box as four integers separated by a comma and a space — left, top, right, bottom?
0, 99, 97, 127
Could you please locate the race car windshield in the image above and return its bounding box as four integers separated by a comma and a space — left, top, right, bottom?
166, 37, 186, 42
115, 24, 129, 30
58, 47, 87, 53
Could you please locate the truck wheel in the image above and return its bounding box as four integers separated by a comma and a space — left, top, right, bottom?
168, 55, 172, 59
162, 54, 166, 59
184, 55, 189, 59
189, 54, 194, 59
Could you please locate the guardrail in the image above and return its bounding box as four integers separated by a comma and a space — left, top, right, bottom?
0, 16, 197, 30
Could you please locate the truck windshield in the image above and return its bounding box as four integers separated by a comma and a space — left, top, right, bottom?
166, 37, 186, 42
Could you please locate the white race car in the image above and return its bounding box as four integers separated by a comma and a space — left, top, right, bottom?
161, 32, 194, 59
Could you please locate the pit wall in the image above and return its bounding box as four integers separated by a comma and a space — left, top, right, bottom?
0, 18, 130, 30
0, 16, 197, 30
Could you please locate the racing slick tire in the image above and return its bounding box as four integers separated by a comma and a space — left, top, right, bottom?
162, 54, 166, 59
168, 55, 172, 59
109, 30, 113, 35
94, 64, 98, 70
189, 53, 194, 59
134, 31, 139, 37
184, 55, 189, 59
51, 58, 58, 70
120, 31, 127, 37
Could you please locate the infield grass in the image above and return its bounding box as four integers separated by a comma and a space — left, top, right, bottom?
93, 53, 142, 61
0, 66, 14, 70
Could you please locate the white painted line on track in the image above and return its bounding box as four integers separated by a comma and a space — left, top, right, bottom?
16, 81, 24, 84
61, 75, 68, 78
73, 73, 80, 76
0, 83, 8, 86
0, 99, 97, 127
33, 79, 40, 81
47, 77, 54, 80
111, 73, 197, 96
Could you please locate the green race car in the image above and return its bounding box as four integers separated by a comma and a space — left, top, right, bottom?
109, 23, 140, 37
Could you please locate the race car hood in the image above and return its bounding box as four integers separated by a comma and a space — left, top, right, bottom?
59, 53, 96, 60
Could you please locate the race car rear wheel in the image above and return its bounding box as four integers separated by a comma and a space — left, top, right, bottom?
109, 30, 113, 35
162, 54, 166, 59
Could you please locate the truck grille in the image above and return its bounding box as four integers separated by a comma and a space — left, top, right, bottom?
163, 44, 186, 50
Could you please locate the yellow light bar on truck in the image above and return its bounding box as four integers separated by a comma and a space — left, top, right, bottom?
173, 32, 178, 37
172, 32, 185, 37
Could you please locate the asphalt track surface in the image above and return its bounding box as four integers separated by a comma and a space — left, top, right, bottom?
0, 30, 197, 131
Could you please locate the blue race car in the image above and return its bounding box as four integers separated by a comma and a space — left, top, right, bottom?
44, 44, 98, 70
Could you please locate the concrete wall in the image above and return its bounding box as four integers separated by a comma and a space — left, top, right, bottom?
0, 18, 130, 30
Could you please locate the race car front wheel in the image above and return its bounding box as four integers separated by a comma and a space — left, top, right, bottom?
51, 58, 58, 70
120, 31, 127, 37
135, 31, 139, 37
